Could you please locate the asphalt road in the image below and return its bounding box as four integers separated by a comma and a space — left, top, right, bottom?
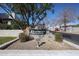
62, 33, 79, 45
50, 31, 79, 45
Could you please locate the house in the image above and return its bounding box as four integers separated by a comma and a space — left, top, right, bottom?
0, 13, 22, 29
0, 13, 15, 25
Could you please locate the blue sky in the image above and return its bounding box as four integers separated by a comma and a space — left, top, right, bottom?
0, 3, 79, 25
47, 3, 79, 25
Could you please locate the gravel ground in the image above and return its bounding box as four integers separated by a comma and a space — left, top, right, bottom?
6, 33, 78, 50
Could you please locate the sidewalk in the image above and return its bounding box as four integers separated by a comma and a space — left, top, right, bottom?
6, 33, 78, 50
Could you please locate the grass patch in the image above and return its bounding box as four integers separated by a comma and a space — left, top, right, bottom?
0, 37, 16, 45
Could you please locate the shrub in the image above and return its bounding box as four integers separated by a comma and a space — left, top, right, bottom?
0, 23, 12, 29
19, 33, 28, 42
55, 32, 63, 42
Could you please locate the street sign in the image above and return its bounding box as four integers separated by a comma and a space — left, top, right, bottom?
30, 29, 46, 35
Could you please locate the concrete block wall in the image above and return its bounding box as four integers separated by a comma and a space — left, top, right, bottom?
0, 30, 23, 37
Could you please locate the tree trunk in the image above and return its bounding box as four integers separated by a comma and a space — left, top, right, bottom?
27, 19, 29, 26
64, 18, 67, 32
64, 22, 66, 31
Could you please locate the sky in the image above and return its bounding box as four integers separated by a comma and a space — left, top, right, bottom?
47, 3, 79, 25
0, 3, 79, 26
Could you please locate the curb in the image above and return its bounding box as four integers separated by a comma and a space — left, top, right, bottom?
49, 30, 79, 49
63, 39, 79, 49
0, 37, 19, 49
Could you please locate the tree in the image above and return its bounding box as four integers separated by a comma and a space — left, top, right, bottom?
0, 3, 54, 28
57, 8, 77, 31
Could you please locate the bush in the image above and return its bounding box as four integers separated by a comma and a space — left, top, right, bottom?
55, 32, 63, 42
0, 23, 12, 30
19, 33, 29, 42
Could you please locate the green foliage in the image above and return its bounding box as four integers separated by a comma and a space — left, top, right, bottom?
0, 3, 54, 27
0, 20, 27, 29
55, 32, 63, 42
0, 23, 12, 29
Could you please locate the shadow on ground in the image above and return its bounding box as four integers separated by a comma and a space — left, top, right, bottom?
39, 42, 46, 47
